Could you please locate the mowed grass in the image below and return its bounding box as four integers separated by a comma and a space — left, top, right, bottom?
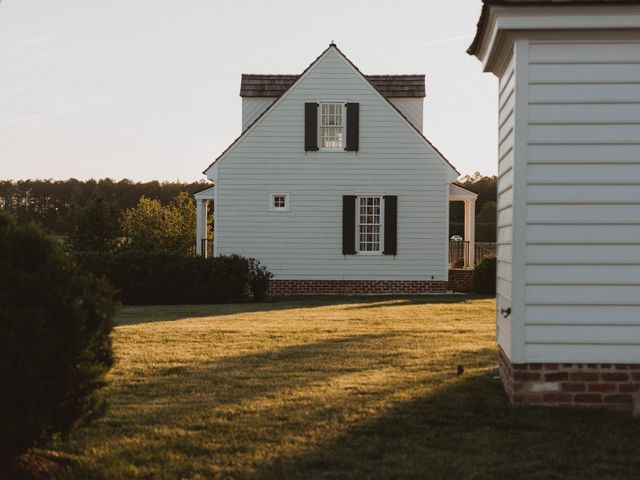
46, 296, 640, 479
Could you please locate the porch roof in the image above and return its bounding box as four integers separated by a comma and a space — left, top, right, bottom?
449, 183, 478, 202
194, 186, 215, 200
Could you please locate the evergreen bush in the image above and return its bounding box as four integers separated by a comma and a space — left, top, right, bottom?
106, 250, 248, 305
0, 214, 116, 463
247, 258, 273, 302
472, 254, 497, 295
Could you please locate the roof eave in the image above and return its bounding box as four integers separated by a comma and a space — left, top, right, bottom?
469, 0, 640, 58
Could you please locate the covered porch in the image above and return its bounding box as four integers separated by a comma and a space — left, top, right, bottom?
194, 186, 215, 258
448, 183, 477, 268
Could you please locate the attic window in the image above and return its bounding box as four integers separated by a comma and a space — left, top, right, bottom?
270, 193, 289, 212
319, 103, 344, 149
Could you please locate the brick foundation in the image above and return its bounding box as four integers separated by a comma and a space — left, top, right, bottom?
447, 268, 473, 292
499, 348, 640, 411
267, 279, 448, 296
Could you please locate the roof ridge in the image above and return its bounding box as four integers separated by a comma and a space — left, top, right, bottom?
207, 44, 457, 177
240, 73, 426, 98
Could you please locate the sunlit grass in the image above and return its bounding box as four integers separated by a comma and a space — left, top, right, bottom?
47, 296, 640, 479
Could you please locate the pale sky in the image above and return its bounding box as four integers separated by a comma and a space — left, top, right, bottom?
0, 0, 497, 182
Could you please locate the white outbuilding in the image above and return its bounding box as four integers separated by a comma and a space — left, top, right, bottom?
470, 0, 640, 411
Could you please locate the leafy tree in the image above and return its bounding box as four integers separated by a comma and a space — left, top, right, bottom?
121, 192, 197, 255
67, 192, 121, 253
0, 214, 116, 464
476, 200, 497, 242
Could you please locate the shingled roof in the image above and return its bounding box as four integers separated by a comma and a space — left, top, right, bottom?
240, 74, 426, 98
468, 0, 640, 55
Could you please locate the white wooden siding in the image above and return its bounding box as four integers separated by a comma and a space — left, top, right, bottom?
522, 40, 640, 362
388, 98, 423, 132
242, 98, 274, 130
214, 49, 449, 281
496, 51, 516, 357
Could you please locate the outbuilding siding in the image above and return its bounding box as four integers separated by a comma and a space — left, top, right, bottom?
496, 51, 516, 358
215, 49, 450, 281
523, 39, 640, 362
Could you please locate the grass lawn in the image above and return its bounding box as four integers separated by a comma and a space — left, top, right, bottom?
40, 296, 640, 479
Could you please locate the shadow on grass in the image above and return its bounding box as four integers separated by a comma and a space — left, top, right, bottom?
343, 294, 494, 310
254, 375, 640, 480
59, 335, 498, 478
113, 333, 401, 419
115, 294, 485, 326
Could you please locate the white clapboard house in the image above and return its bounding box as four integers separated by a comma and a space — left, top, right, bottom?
470, 0, 640, 412
196, 44, 480, 295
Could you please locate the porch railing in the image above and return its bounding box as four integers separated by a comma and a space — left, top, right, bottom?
449, 241, 496, 268
200, 239, 214, 258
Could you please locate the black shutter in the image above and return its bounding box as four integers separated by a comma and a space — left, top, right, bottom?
383, 195, 397, 255
342, 195, 357, 255
345, 102, 359, 151
305, 103, 318, 151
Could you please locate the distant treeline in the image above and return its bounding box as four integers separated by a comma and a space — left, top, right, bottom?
0, 179, 209, 235
1, 174, 498, 241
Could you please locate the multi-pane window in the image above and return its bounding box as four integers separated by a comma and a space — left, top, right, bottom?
358, 196, 382, 253
273, 195, 286, 208
320, 103, 343, 149
270, 193, 289, 211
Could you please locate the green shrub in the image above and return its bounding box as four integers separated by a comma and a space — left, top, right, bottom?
472, 254, 496, 295
247, 258, 273, 302
105, 250, 248, 305
0, 214, 116, 463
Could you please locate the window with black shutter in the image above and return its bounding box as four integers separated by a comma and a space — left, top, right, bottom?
345, 103, 359, 151
383, 195, 397, 255
342, 195, 356, 255
305, 102, 319, 151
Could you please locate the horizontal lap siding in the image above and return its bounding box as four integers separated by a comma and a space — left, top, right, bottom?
388, 98, 423, 132
217, 50, 448, 281
524, 41, 640, 362
497, 53, 516, 356
242, 98, 274, 130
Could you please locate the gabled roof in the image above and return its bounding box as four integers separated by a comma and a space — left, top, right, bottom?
205, 44, 459, 178
468, 0, 640, 55
240, 74, 426, 98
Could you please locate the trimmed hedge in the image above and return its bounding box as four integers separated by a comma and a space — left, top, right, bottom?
472, 254, 497, 295
78, 250, 249, 305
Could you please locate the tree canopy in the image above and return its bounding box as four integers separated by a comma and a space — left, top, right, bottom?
0, 178, 208, 235
121, 192, 197, 256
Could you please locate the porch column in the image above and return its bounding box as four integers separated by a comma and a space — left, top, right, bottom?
464, 199, 476, 267
196, 199, 208, 257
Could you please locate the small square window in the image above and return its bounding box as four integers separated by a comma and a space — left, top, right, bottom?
270, 193, 290, 211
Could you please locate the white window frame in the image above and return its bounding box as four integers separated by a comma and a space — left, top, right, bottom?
356, 195, 384, 255
318, 102, 346, 151
269, 193, 290, 212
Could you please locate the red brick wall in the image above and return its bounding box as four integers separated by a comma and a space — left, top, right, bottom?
268, 279, 448, 296
499, 348, 640, 411
447, 268, 473, 292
